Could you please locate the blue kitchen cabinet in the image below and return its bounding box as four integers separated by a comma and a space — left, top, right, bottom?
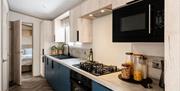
92, 81, 112, 91
45, 56, 70, 91
45, 58, 54, 86
45, 57, 51, 83
56, 63, 71, 91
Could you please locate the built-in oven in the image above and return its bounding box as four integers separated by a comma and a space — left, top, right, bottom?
70, 70, 92, 91
113, 0, 164, 42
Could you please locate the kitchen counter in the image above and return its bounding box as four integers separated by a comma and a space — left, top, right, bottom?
46, 55, 164, 91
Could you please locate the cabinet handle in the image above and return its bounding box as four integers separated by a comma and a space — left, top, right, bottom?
42, 56, 45, 63
47, 58, 49, 65
42, 49, 44, 55
149, 4, 151, 34
52, 61, 54, 69
77, 31, 79, 42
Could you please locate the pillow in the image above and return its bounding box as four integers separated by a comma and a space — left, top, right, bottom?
24, 48, 32, 54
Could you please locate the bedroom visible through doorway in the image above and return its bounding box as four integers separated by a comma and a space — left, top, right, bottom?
21, 23, 33, 80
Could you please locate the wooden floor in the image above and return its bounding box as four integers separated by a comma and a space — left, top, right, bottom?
9, 74, 54, 91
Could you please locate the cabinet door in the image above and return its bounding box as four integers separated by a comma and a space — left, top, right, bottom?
45, 57, 50, 82
78, 18, 92, 43
112, 0, 134, 9
58, 64, 71, 91
70, 5, 81, 42
92, 81, 112, 91
48, 59, 54, 86
53, 61, 61, 91
99, 0, 112, 8
45, 57, 48, 79
81, 0, 99, 16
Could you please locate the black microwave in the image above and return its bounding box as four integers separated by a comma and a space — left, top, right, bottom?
113, 0, 164, 42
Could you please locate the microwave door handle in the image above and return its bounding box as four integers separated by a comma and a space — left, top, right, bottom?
149, 4, 151, 34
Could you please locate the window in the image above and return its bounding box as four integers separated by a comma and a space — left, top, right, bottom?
61, 17, 70, 43
54, 17, 70, 43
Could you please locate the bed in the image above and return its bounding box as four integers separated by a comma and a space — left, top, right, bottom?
22, 48, 32, 72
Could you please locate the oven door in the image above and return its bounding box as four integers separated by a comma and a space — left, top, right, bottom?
71, 80, 86, 91
71, 70, 92, 91
113, 0, 150, 42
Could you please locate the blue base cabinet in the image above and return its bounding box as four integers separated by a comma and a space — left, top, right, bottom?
92, 81, 112, 91
45, 56, 70, 91
45, 56, 112, 91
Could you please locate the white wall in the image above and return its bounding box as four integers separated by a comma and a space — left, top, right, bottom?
92, 14, 164, 69
92, 14, 132, 68
132, 43, 164, 57
8, 11, 42, 76
22, 29, 32, 46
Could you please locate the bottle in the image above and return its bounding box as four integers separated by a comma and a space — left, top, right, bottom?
88, 48, 93, 62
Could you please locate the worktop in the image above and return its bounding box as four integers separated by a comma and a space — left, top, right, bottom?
45, 55, 163, 91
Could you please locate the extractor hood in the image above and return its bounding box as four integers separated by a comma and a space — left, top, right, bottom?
82, 5, 112, 20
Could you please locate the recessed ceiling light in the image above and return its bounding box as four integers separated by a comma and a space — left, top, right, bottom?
100, 10, 105, 13
89, 14, 93, 17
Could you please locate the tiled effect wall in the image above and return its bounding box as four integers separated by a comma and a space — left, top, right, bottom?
146, 55, 164, 79
65, 46, 90, 60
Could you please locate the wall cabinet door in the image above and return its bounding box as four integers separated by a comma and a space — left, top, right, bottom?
70, 5, 81, 42
70, 6, 92, 43
99, 0, 112, 8
78, 18, 92, 43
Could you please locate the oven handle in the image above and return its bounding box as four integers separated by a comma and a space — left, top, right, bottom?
149, 4, 151, 34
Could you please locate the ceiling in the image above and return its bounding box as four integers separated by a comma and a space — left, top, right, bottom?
8, 0, 85, 20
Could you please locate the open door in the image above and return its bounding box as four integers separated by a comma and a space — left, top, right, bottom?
13, 20, 22, 85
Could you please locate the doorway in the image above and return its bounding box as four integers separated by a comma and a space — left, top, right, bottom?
21, 23, 33, 81
9, 21, 33, 86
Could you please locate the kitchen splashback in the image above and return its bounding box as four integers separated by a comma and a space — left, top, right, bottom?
68, 46, 90, 60
66, 45, 164, 80
145, 55, 164, 80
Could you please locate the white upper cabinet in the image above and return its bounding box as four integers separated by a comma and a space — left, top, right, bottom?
70, 5, 92, 43
99, 0, 112, 8
81, 0, 99, 16
70, 5, 81, 42
77, 18, 92, 43
112, 0, 133, 9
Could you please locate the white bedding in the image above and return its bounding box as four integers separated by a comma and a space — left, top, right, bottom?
22, 48, 32, 66
22, 54, 32, 60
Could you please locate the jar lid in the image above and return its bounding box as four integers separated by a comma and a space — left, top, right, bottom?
133, 54, 143, 56
122, 63, 131, 67
125, 52, 133, 55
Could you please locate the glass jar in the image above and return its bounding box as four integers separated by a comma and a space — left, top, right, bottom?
133, 54, 144, 81
121, 66, 131, 79
125, 52, 133, 66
